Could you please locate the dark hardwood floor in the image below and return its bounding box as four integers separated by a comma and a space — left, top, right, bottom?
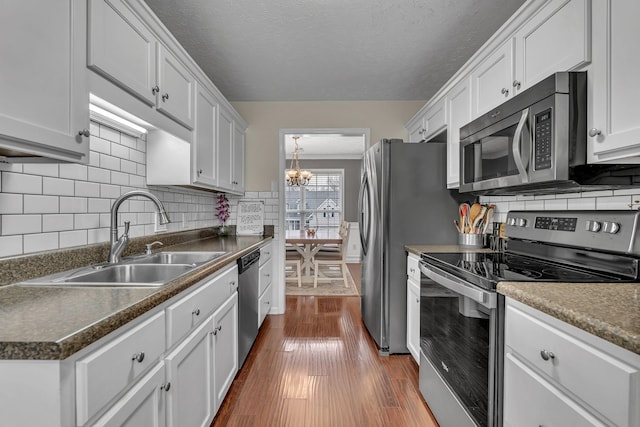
212, 265, 438, 426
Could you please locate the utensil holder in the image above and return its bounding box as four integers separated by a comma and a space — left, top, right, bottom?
458, 233, 485, 248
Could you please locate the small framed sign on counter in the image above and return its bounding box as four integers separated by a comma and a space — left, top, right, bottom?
236, 200, 264, 235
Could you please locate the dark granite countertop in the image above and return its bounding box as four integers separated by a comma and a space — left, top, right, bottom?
407, 245, 640, 356
0, 233, 271, 360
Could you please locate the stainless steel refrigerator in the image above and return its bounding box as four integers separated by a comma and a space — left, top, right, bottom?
359, 139, 464, 354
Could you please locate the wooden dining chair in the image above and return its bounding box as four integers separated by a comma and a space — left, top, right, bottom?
316, 221, 349, 254
285, 254, 302, 287
313, 223, 350, 288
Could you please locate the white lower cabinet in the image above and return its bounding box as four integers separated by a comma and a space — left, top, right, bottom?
504, 298, 640, 427
406, 253, 421, 365
212, 294, 239, 413
93, 362, 167, 427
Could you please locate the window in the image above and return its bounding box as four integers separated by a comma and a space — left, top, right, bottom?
285, 170, 343, 231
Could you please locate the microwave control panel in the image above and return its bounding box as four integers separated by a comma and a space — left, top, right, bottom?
534, 109, 552, 170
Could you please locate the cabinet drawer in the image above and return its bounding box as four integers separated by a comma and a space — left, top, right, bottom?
505, 303, 639, 427
504, 352, 605, 427
406, 254, 420, 282
258, 284, 272, 327
259, 241, 273, 266
259, 258, 272, 295
76, 311, 166, 425
166, 264, 238, 348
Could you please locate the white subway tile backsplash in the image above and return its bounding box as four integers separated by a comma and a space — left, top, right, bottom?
88, 198, 111, 213
2, 172, 42, 194
23, 164, 59, 177
544, 199, 568, 210
74, 214, 100, 230
2, 215, 42, 235
567, 197, 596, 210
90, 136, 110, 155
99, 125, 120, 143
120, 134, 137, 149
111, 171, 129, 186
88, 166, 110, 184
596, 195, 632, 210
99, 213, 111, 228
0, 235, 23, 257
24, 232, 59, 253
111, 143, 130, 160
75, 181, 100, 198
59, 230, 87, 248
24, 195, 58, 214
43, 177, 75, 196
99, 154, 121, 171
87, 228, 110, 244
121, 159, 137, 174
90, 121, 100, 136
100, 184, 121, 199
43, 214, 74, 232
59, 163, 88, 181
60, 197, 88, 214
136, 164, 146, 176
129, 149, 144, 164
524, 200, 545, 210
0, 193, 23, 214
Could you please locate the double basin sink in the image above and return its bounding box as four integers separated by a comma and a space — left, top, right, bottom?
19, 251, 227, 287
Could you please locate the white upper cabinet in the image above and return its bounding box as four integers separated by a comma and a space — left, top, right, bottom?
156, 45, 195, 129
233, 124, 246, 193
513, 0, 591, 96
88, 0, 156, 106
588, 0, 640, 162
193, 83, 218, 188
0, 0, 89, 163
217, 107, 235, 191
88, 0, 195, 130
406, 97, 447, 143
446, 77, 472, 189
471, 40, 514, 117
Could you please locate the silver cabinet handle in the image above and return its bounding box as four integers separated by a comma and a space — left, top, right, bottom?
152, 85, 160, 94
161, 382, 171, 391
132, 352, 145, 363
78, 129, 90, 138
416, 298, 419, 303
501, 88, 509, 95
512, 80, 521, 89
213, 325, 222, 335
540, 349, 555, 361
162, 93, 169, 102
192, 308, 200, 316
409, 268, 415, 274
198, 169, 203, 175
589, 128, 602, 137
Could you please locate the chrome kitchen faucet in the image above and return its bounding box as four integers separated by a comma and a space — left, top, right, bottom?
108, 190, 171, 263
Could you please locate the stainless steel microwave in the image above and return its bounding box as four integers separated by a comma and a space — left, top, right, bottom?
460, 72, 589, 194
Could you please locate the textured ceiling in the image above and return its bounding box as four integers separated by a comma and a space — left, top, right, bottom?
145, 0, 526, 102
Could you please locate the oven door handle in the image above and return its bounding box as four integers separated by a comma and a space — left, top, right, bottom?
419, 262, 496, 309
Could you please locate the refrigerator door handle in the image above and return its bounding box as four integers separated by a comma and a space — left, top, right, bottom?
358, 172, 371, 255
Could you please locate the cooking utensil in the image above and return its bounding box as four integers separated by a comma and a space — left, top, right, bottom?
482, 206, 495, 234
454, 220, 461, 233
468, 203, 482, 233
459, 203, 469, 233
471, 205, 487, 234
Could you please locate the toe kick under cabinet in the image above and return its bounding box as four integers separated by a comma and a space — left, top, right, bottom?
0, 263, 239, 427
504, 298, 640, 427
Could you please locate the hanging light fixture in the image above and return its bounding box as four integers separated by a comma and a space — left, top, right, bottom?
285, 136, 313, 186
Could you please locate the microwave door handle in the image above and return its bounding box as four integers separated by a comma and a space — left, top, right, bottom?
512, 108, 530, 183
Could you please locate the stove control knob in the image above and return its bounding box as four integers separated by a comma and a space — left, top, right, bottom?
585, 220, 601, 232
516, 218, 527, 227
602, 221, 620, 234
507, 217, 516, 226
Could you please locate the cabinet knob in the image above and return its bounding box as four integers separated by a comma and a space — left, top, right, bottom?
540, 349, 555, 361
192, 308, 200, 316
267, 301, 270, 305
152, 85, 160, 95
416, 298, 419, 303
161, 382, 171, 392
501, 88, 509, 96
512, 80, 521, 89
213, 325, 222, 335
162, 93, 170, 102
78, 129, 90, 138
132, 352, 145, 363
198, 169, 203, 175
589, 128, 602, 138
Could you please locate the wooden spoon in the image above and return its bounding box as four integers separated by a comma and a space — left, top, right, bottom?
472, 205, 487, 234
467, 203, 482, 233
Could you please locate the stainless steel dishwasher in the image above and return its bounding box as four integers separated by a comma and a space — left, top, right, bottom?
237, 249, 260, 367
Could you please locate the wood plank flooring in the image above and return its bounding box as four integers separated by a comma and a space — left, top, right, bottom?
212, 264, 439, 427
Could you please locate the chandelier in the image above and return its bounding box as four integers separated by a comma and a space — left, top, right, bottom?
285, 136, 313, 186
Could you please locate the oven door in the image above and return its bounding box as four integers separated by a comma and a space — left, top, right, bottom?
418, 261, 503, 427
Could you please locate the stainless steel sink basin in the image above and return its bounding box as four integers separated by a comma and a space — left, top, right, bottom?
128, 251, 227, 266
18, 251, 227, 287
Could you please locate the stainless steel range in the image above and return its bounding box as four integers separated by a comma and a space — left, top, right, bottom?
418, 210, 640, 427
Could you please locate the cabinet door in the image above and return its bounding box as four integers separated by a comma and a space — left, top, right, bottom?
157, 45, 195, 129
258, 285, 272, 328
514, 0, 591, 95
446, 77, 472, 188
232, 124, 245, 193
406, 277, 420, 365
212, 294, 239, 412
471, 40, 514, 117
423, 98, 448, 142
88, 0, 156, 106
0, 0, 89, 163
504, 353, 606, 427
217, 108, 234, 191
588, 0, 640, 161
93, 362, 167, 427
193, 84, 218, 188
165, 320, 213, 427
407, 116, 426, 143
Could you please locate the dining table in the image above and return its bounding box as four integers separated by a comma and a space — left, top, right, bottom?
285, 229, 343, 280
